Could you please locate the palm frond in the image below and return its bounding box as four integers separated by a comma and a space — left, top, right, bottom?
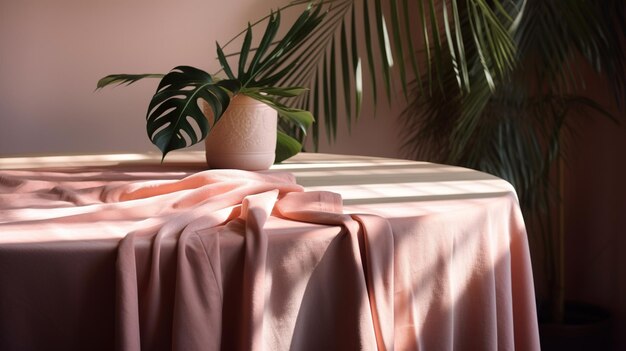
96, 73, 164, 89
220, 0, 518, 148
403, 0, 624, 207
389, 0, 408, 98
400, 0, 625, 324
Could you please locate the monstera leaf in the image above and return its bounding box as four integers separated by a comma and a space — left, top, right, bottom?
146, 66, 240, 158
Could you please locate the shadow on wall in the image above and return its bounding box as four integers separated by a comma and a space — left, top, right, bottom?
564, 66, 626, 350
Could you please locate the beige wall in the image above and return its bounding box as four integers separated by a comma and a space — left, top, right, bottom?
0, 0, 402, 158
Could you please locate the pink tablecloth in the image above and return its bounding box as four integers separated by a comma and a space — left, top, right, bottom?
0, 152, 539, 350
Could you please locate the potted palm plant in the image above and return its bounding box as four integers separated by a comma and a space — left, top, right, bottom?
396, 1, 625, 349
97, 4, 325, 169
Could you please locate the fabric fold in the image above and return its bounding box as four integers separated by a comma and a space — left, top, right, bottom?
239, 190, 280, 351
276, 192, 395, 351
108, 169, 393, 351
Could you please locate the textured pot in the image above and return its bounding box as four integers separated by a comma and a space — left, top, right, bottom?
204, 95, 277, 171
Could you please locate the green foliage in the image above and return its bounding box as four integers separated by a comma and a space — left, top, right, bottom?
226, 0, 518, 149
95, 0, 528, 160
399, 0, 625, 323
98, 3, 325, 160
146, 67, 240, 159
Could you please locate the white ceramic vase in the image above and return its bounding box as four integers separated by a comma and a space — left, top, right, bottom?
204, 95, 277, 171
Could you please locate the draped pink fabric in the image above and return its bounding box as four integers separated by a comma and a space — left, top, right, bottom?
0, 154, 540, 351
0, 168, 394, 350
